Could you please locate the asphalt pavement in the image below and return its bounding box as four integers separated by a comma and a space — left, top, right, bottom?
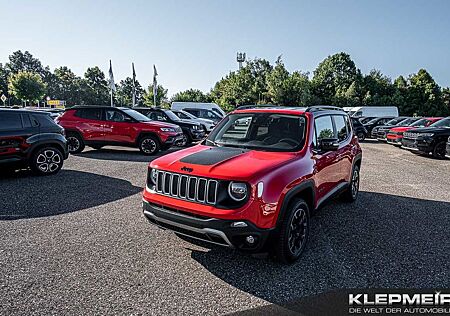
1, 142, 449, 315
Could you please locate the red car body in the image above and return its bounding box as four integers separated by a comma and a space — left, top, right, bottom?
57, 106, 183, 154
387, 117, 442, 146
142, 106, 362, 262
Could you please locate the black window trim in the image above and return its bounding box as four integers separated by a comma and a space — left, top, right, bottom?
331, 114, 352, 144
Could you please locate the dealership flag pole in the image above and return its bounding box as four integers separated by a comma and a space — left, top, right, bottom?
132, 63, 136, 107
109, 60, 116, 107
153, 65, 158, 106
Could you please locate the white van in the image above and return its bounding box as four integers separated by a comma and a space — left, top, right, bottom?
171, 102, 225, 122
348, 106, 399, 118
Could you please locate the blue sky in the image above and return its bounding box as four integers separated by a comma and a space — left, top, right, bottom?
0, 0, 449, 96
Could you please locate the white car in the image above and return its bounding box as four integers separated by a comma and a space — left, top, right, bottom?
171, 109, 216, 132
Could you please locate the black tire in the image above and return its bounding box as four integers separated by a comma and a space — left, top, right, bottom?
432, 141, 446, 159
30, 146, 64, 176
91, 145, 103, 150
66, 133, 85, 154
341, 165, 360, 202
139, 135, 160, 155
177, 132, 192, 147
273, 199, 310, 264
357, 132, 366, 142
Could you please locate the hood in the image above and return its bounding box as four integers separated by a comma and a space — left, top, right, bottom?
390, 126, 413, 133
413, 127, 450, 134
140, 121, 180, 129
197, 118, 215, 125
175, 119, 200, 126
150, 145, 297, 181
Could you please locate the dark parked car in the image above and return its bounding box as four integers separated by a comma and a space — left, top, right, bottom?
370, 117, 408, 139
134, 107, 205, 146
402, 117, 450, 159
359, 116, 376, 124
446, 136, 450, 159
351, 117, 368, 141
375, 117, 420, 141
0, 109, 68, 175
363, 116, 395, 137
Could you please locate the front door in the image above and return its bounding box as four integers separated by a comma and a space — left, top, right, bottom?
103, 109, 135, 144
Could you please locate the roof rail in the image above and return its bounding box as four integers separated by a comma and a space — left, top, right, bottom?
305, 105, 344, 112
236, 104, 277, 110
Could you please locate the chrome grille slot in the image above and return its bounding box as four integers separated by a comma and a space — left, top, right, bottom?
153, 170, 218, 205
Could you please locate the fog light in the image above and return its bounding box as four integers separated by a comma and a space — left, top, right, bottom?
231, 221, 248, 228
246, 235, 255, 244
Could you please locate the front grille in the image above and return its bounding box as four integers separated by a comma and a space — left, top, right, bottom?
153, 170, 218, 205
404, 132, 418, 139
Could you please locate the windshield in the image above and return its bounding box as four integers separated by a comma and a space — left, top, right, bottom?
205, 113, 306, 152
386, 117, 406, 125
122, 109, 151, 122
163, 110, 181, 121
410, 118, 429, 127
366, 117, 381, 124
429, 117, 450, 128
176, 110, 196, 120
396, 118, 416, 126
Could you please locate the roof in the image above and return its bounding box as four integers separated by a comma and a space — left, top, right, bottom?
0, 108, 51, 115
233, 105, 345, 115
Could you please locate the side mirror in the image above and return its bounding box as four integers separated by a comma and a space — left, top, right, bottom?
320, 138, 339, 152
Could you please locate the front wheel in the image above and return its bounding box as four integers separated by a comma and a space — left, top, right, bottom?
273, 199, 310, 263
357, 132, 366, 142
30, 147, 64, 175
139, 135, 160, 155
432, 141, 446, 159
341, 165, 360, 202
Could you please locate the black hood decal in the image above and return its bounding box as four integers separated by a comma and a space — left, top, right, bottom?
179, 147, 249, 166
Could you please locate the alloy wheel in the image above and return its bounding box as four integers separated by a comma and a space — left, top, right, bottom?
36, 150, 61, 173
67, 136, 80, 153
141, 138, 157, 154
288, 207, 308, 256
351, 168, 360, 199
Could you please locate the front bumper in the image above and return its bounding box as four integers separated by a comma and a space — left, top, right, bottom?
142, 200, 272, 252
163, 133, 184, 145
189, 129, 206, 141
401, 137, 433, 154
386, 135, 403, 146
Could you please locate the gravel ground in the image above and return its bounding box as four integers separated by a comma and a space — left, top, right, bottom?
0, 142, 449, 315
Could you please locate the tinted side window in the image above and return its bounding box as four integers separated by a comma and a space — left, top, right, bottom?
105, 110, 126, 122
34, 114, 56, 127
0, 113, 23, 131
333, 115, 348, 141
315, 115, 334, 144
75, 108, 102, 120
21, 114, 32, 128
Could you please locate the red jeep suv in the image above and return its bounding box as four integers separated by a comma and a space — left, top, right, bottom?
142, 106, 362, 263
57, 106, 183, 155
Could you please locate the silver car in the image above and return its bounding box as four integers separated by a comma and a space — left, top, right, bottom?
172, 109, 216, 132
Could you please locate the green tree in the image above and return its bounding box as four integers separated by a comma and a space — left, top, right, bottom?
8, 71, 47, 104
406, 69, 443, 116
442, 87, 450, 115
361, 69, 395, 106
46, 66, 83, 106
171, 89, 210, 102
82, 66, 109, 105
312, 52, 358, 105
6, 50, 44, 75
143, 84, 168, 107
116, 77, 145, 107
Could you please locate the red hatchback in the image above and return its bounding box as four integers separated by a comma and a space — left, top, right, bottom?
387, 117, 442, 146
57, 106, 183, 155
142, 106, 362, 263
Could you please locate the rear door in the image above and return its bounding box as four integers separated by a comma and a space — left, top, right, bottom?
332, 114, 353, 183
312, 115, 340, 201
75, 108, 105, 141
0, 112, 37, 162
103, 109, 135, 144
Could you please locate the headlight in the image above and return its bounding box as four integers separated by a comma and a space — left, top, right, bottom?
191, 125, 200, 130
228, 182, 248, 201
421, 133, 434, 137
160, 127, 175, 132
150, 168, 158, 184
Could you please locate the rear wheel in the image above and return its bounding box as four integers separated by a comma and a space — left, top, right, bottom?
341, 165, 360, 202
139, 135, 160, 155
273, 199, 310, 263
432, 141, 446, 159
30, 147, 64, 175
66, 133, 84, 154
